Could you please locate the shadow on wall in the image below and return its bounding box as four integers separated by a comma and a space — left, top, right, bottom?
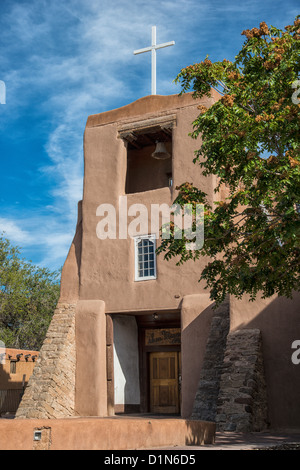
230, 292, 300, 429
181, 302, 216, 418
0, 365, 23, 415
0, 364, 27, 416
185, 419, 216, 445
59, 201, 82, 303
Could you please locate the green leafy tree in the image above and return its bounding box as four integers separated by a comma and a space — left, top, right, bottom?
0, 235, 60, 350
157, 18, 300, 305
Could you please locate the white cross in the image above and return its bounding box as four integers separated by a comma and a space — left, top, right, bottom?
134, 26, 175, 95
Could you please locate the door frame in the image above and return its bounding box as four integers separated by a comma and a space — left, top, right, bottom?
137, 311, 181, 414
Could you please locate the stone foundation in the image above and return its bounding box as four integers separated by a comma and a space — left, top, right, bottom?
190, 298, 230, 421
15, 302, 77, 419
216, 328, 269, 432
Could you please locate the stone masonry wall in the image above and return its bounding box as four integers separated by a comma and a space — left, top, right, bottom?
216, 328, 269, 432
190, 298, 230, 421
15, 302, 77, 419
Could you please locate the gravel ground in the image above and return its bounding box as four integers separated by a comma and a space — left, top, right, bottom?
254, 443, 300, 450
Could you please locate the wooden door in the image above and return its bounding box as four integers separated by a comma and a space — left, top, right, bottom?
149, 351, 180, 414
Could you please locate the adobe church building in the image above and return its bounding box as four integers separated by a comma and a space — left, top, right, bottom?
16, 91, 300, 433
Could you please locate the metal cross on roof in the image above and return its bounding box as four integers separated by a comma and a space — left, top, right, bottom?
134, 26, 175, 96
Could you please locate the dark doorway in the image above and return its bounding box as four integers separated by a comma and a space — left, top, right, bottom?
136, 311, 181, 414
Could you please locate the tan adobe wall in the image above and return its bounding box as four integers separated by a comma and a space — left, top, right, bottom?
0, 416, 215, 450
230, 292, 300, 429
77, 92, 221, 313
0, 348, 39, 391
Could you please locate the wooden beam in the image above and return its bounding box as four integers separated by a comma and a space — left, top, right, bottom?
118, 114, 176, 135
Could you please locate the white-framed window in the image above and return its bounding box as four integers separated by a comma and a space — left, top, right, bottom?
134, 234, 157, 281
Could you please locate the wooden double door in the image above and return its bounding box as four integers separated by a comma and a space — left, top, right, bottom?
149, 351, 181, 414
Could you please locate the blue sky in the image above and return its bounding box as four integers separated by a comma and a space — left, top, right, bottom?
0, 0, 298, 272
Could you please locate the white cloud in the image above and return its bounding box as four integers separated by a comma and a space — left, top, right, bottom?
0, 0, 297, 271
0, 214, 75, 271
0, 218, 33, 245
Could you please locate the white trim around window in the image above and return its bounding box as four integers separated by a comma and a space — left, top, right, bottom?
134, 234, 157, 281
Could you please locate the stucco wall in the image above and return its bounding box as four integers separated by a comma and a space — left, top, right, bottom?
0, 348, 38, 391
78, 93, 220, 314
181, 294, 216, 418
230, 292, 300, 429
0, 416, 216, 450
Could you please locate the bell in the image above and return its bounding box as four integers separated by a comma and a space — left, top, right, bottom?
151, 141, 171, 160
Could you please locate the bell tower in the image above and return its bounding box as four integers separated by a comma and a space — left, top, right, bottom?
16, 91, 222, 420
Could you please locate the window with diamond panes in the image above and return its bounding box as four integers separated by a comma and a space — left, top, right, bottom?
135, 235, 156, 281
